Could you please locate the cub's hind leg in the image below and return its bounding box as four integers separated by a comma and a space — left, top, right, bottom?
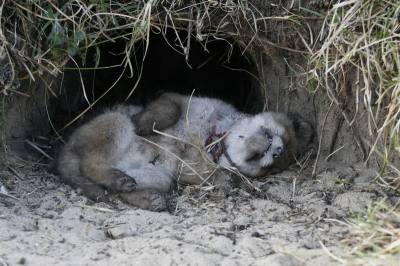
132, 92, 183, 135
58, 111, 136, 193
111, 165, 175, 211
79, 156, 137, 193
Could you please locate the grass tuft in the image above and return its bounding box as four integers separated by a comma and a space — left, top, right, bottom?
337, 201, 400, 265
308, 0, 400, 188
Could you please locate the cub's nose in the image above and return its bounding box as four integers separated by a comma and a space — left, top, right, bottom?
273, 147, 283, 159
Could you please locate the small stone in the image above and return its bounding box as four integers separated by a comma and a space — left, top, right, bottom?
106, 225, 138, 239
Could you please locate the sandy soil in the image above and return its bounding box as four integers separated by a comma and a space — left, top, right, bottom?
0, 155, 393, 266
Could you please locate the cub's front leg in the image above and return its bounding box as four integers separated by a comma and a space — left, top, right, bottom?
58, 111, 137, 193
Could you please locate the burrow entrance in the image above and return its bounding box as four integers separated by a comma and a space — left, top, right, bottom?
5, 31, 260, 159
56, 32, 258, 126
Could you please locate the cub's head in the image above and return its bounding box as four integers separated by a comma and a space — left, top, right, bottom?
224, 112, 297, 177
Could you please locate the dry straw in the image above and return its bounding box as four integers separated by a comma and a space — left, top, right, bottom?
307, 1, 400, 263
0, 0, 262, 92
308, 0, 399, 189
337, 201, 400, 265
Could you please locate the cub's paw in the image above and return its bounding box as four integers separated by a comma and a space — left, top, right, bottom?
108, 170, 137, 192
214, 173, 243, 196
115, 175, 137, 192
148, 193, 167, 212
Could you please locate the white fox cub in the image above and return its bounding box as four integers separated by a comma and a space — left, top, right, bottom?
57, 93, 313, 211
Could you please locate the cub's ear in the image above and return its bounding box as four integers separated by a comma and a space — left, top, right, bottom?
290, 114, 314, 154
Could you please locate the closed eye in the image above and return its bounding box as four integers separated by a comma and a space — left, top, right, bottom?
265, 130, 273, 144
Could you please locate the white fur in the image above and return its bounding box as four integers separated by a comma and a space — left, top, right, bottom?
112, 95, 294, 190
59, 93, 296, 209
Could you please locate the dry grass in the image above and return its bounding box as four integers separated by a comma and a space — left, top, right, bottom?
1, 2, 397, 175
336, 201, 400, 265
0, 0, 263, 92
307, 0, 400, 189
305, 2, 400, 260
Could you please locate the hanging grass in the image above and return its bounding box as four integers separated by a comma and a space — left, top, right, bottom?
307, 0, 400, 190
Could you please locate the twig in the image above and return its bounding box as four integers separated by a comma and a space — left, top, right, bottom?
327, 116, 344, 162
319, 240, 346, 264
258, 38, 310, 54
292, 178, 296, 197
54, 204, 115, 213
0, 256, 8, 266
37, 75, 57, 98
325, 144, 347, 162
312, 101, 334, 178
0, 88, 30, 98
25, 139, 53, 161
0, 192, 19, 200
291, 24, 313, 54
0, 160, 24, 180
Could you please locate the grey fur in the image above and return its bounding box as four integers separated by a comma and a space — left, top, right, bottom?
57, 93, 312, 211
